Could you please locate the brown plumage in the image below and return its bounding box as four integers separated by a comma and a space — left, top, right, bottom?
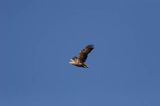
69, 44, 94, 68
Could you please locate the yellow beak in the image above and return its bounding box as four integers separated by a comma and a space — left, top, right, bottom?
83, 63, 88, 68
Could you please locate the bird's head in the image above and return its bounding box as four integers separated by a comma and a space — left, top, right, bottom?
82, 63, 88, 68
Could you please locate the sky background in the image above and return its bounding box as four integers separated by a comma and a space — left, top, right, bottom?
1, 0, 160, 106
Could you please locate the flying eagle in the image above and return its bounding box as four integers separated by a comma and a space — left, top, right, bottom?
69, 44, 94, 68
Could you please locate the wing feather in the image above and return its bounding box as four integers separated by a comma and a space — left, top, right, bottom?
78, 45, 94, 62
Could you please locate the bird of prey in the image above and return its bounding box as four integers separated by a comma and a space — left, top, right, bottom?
69, 44, 94, 68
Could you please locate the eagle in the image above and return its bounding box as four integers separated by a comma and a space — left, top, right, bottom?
69, 44, 94, 68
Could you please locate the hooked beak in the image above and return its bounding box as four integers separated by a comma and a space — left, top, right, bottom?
83, 63, 88, 68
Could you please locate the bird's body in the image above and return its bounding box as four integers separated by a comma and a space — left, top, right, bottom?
69, 45, 94, 68
69, 56, 88, 68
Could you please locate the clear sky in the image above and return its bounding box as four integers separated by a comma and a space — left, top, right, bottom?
1, 0, 160, 106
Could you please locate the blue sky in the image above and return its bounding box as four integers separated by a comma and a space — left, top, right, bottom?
1, 0, 160, 106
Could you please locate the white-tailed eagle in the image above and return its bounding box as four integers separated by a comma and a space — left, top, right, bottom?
69, 44, 94, 68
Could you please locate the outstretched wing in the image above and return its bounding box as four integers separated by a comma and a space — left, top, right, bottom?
78, 45, 94, 63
